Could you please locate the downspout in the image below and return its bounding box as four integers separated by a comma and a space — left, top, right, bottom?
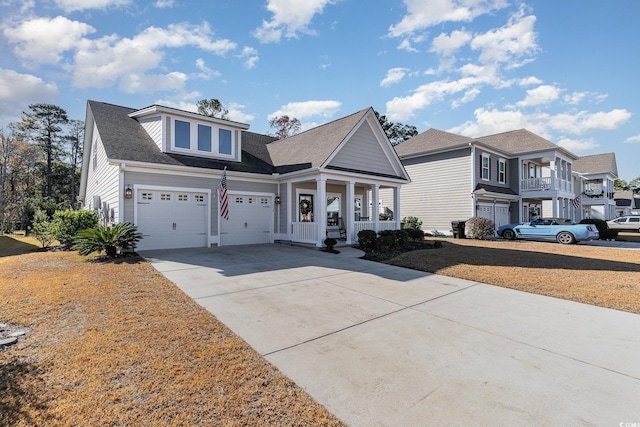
470, 142, 476, 216
119, 163, 126, 224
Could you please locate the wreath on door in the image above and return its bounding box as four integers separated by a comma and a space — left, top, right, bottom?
300, 199, 312, 215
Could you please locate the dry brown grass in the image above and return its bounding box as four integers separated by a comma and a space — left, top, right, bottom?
387, 237, 640, 314
0, 248, 345, 427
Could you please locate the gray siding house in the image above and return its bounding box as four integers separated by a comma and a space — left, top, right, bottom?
79, 101, 409, 250
388, 128, 616, 235
573, 153, 619, 220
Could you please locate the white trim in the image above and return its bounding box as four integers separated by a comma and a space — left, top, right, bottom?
133, 184, 212, 247
481, 153, 491, 181
218, 190, 275, 247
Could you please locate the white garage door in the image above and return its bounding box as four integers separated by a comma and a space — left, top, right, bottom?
494, 205, 510, 229
477, 205, 493, 222
220, 194, 272, 246
136, 189, 208, 251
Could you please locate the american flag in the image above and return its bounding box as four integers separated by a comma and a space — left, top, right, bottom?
218, 167, 229, 220
572, 196, 581, 208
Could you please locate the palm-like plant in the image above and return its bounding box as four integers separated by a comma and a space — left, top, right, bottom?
73, 223, 143, 257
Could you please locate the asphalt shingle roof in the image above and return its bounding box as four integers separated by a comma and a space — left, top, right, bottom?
266, 107, 370, 169
394, 128, 473, 157
88, 100, 276, 174
573, 153, 618, 176
475, 129, 559, 154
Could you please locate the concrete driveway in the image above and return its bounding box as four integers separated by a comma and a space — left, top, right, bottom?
142, 244, 640, 426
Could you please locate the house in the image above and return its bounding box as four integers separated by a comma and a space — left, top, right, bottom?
387, 128, 580, 234
572, 153, 618, 220
78, 101, 409, 250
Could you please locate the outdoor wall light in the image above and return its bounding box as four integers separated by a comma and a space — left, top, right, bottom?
275, 195, 281, 204
124, 185, 133, 199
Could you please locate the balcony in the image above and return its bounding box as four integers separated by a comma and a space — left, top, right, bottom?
520, 177, 573, 193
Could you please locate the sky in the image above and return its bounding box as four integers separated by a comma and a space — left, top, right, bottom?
1, 0, 639, 180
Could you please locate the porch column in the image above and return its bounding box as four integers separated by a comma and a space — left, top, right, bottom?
372, 184, 380, 232
285, 181, 292, 240
552, 196, 558, 218
346, 180, 355, 244
550, 156, 556, 190
316, 178, 327, 247
393, 186, 401, 229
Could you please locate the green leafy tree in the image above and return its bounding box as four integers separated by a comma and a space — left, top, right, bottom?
18, 104, 69, 198
52, 209, 99, 247
30, 208, 55, 248
65, 119, 84, 206
269, 115, 301, 139
196, 99, 229, 119
73, 223, 142, 257
374, 111, 418, 145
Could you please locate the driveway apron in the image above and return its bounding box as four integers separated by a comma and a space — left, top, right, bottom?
142, 244, 640, 426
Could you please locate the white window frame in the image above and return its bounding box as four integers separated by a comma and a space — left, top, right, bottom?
481, 153, 490, 181
498, 158, 506, 184
171, 117, 236, 159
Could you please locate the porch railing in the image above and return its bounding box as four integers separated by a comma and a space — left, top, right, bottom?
521, 177, 552, 191
353, 220, 396, 235
292, 222, 317, 243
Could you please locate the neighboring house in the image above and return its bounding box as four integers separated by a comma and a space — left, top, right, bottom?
572, 153, 618, 220
613, 191, 640, 217
79, 101, 409, 250
388, 128, 589, 235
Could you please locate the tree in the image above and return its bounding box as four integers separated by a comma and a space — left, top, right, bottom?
196, 99, 229, 119
374, 111, 418, 145
269, 115, 301, 139
614, 178, 629, 191
65, 119, 84, 206
18, 104, 69, 198
629, 177, 640, 194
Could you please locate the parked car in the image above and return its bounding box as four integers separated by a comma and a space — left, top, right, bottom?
607, 215, 640, 232
497, 218, 599, 244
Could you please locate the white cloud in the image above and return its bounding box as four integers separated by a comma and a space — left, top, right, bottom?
431, 29, 472, 56
73, 22, 236, 91
54, 0, 131, 12
193, 58, 220, 80
563, 91, 587, 105
239, 46, 259, 69
253, 0, 335, 43
451, 88, 480, 108
0, 69, 57, 124
470, 8, 538, 67
624, 135, 640, 144
154, 0, 175, 7
449, 107, 632, 139
388, 0, 509, 38
380, 68, 409, 87
268, 100, 341, 121
397, 38, 419, 53
517, 84, 560, 107
3, 16, 95, 65
226, 102, 255, 123
556, 137, 599, 153
519, 76, 542, 86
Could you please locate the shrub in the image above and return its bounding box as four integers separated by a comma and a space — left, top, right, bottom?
357, 229, 377, 251
401, 216, 422, 230
580, 218, 618, 240
464, 217, 495, 239
375, 234, 395, 253
324, 237, 337, 251
379, 212, 392, 221
406, 228, 425, 241
30, 208, 55, 248
53, 210, 100, 247
73, 222, 143, 257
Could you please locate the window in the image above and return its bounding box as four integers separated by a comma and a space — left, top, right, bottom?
235, 197, 243, 204
248, 197, 256, 204
498, 159, 506, 184
194, 195, 204, 203
219, 129, 232, 155
481, 154, 490, 180
160, 193, 171, 201
178, 194, 188, 202
175, 120, 190, 149
141, 192, 153, 201
260, 198, 269, 205
197, 124, 212, 152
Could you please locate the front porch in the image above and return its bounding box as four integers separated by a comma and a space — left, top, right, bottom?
281, 174, 403, 247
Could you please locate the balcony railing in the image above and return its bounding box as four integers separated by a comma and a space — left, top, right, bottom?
521, 177, 551, 191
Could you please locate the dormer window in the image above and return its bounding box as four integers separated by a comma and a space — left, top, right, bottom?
172, 118, 236, 158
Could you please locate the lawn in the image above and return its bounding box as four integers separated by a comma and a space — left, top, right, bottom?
0, 236, 345, 427
387, 236, 640, 314
1, 234, 639, 426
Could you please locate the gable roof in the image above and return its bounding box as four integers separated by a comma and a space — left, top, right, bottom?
394, 128, 473, 157
573, 153, 618, 177
266, 108, 371, 170
475, 129, 560, 155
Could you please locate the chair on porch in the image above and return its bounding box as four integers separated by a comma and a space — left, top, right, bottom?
326, 217, 347, 240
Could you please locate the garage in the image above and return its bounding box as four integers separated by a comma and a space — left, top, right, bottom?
477, 203, 510, 230
135, 187, 210, 251
219, 193, 273, 246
